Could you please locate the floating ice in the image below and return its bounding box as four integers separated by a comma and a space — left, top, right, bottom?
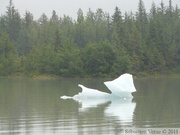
77, 84, 110, 98
60, 73, 136, 100
60, 73, 137, 124
61, 84, 110, 100
104, 73, 136, 98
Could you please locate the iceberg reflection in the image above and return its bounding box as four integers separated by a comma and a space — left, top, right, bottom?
78, 97, 136, 125
105, 99, 136, 122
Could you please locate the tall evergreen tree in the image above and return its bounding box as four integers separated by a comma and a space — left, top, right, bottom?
24, 11, 33, 27
38, 13, 48, 26
50, 10, 59, 23
136, 0, 148, 41
111, 6, 124, 48
5, 0, 21, 42
74, 9, 86, 47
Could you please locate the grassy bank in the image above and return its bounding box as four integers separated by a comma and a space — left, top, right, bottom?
4, 73, 60, 80
4, 72, 180, 80
135, 69, 180, 78
2, 66, 180, 79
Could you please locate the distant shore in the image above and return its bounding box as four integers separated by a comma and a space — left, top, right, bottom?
2, 73, 60, 80
2, 71, 180, 80
137, 72, 180, 78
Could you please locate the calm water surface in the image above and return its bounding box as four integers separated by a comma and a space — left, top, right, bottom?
0, 76, 180, 134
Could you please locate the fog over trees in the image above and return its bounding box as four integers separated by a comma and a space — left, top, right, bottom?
0, 0, 180, 77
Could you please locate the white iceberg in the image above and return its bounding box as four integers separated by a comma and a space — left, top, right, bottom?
104, 73, 136, 98
60, 73, 136, 100
60, 73, 137, 126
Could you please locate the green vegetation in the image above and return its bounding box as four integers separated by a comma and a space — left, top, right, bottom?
0, 0, 180, 77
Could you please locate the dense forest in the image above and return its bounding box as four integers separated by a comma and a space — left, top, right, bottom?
0, 0, 180, 77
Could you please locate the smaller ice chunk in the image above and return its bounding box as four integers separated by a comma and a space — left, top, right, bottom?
76, 84, 110, 99
60, 95, 73, 99
60, 84, 110, 100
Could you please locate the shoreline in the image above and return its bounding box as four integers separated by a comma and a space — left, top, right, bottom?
135, 72, 180, 78
1, 74, 60, 80
1, 72, 180, 80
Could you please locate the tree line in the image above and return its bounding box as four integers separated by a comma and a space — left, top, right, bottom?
0, 0, 180, 77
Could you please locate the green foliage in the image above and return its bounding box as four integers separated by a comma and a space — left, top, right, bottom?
0, 31, 19, 75
24, 44, 55, 74
54, 43, 83, 76
4, 0, 21, 41
0, 0, 180, 77
82, 41, 116, 77
111, 54, 132, 76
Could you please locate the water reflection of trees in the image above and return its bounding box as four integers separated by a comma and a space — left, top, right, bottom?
0, 78, 79, 134
133, 77, 180, 128
2, 77, 179, 134
0, 77, 136, 134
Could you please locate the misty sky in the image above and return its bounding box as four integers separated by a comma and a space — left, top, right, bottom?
0, 0, 180, 20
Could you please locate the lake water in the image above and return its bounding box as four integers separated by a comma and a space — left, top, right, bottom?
0, 76, 180, 134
